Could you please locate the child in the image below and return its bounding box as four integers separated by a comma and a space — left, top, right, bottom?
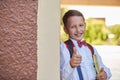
60, 10, 112, 80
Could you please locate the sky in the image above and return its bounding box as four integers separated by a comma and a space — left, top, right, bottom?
68, 6, 120, 26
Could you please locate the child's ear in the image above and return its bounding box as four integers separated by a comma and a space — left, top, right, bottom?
64, 26, 68, 34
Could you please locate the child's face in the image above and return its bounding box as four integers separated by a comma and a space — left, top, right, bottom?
64, 16, 86, 41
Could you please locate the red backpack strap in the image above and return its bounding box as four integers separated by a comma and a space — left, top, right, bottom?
64, 39, 94, 57
86, 43, 94, 56
64, 39, 74, 58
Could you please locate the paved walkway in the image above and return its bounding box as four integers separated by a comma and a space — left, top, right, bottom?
94, 45, 120, 80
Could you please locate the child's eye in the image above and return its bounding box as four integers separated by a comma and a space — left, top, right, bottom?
71, 26, 75, 28
79, 24, 84, 27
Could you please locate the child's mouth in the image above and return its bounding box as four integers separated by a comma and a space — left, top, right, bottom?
75, 33, 83, 37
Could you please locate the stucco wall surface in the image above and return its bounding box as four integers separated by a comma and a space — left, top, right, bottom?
0, 0, 38, 80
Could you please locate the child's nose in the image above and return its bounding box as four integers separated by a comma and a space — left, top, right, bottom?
76, 27, 81, 32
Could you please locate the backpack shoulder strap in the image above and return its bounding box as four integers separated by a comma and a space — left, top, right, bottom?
64, 39, 94, 57
86, 43, 94, 56
64, 39, 74, 58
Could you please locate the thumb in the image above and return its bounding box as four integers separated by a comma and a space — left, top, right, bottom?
73, 47, 77, 54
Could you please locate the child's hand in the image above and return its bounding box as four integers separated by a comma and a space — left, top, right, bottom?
96, 68, 107, 80
70, 47, 82, 68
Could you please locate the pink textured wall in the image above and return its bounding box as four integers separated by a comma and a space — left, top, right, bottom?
0, 0, 38, 80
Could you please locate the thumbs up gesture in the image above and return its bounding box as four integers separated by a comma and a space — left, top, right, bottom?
96, 68, 107, 80
70, 47, 82, 68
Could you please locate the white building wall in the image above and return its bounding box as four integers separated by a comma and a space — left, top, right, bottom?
37, 0, 60, 80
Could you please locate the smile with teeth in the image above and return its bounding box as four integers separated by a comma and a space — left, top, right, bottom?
75, 33, 83, 37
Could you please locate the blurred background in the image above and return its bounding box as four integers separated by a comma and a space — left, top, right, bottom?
60, 6, 120, 45
60, 0, 120, 80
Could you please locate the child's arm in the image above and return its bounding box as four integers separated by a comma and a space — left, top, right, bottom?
93, 48, 112, 80
60, 43, 75, 80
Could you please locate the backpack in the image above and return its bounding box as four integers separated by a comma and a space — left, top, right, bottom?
64, 39, 94, 57
64, 39, 100, 74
